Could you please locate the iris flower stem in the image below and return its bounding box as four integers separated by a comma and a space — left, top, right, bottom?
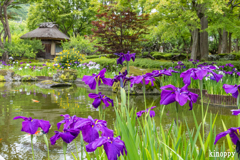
74, 139, 80, 160
43, 134, 49, 160
127, 61, 130, 108
31, 134, 35, 160
237, 90, 240, 109
63, 141, 67, 160
199, 80, 204, 140
80, 134, 83, 160
143, 83, 147, 109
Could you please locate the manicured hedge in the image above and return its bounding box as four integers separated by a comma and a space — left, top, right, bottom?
85, 55, 101, 59
152, 52, 188, 60
82, 57, 240, 71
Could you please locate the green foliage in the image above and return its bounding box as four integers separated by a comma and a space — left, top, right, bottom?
8, 4, 30, 20
27, 0, 99, 36
0, 38, 44, 58
54, 49, 86, 69
61, 35, 97, 55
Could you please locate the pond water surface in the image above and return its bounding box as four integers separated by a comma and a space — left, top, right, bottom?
0, 82, 238, 160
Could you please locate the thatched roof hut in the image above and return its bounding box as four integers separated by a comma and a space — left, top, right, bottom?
20, 22, 70, 59
20, 22, 70, 41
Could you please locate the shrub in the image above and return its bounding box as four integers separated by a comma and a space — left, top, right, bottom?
0, 38, 44, 59
54, 48, 86, 69
86, 55, 101, 59
152, 52, 187, 60
61, 35, 97, 55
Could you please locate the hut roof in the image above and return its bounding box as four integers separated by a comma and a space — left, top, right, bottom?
20, 22, 70, 41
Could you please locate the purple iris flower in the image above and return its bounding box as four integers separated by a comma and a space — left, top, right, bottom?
177, 61, 184, 65
20, 62, 23, 64
226, 63, 234, 67
43, 64, 47, 66
74, 116, 113, 143
130, 74, 155, 87
160, 85, 198, 110
114, 51, 136, 65
29, 62, 31, 63
174, 65, 182, 70
223, 84, 240, 98
151, 69, 174, 77
13, 116, 51, 134
219, 65, 224, 69
195, 60, 199, 63
237, 72, 240, 76
86, 136, 127, 160
189, 59, 193, 62
180, 66, 223, 85
112, 70, 133, 87
136, 106, 156, 118
82, 68, 113, 90
214, 127, 240, 156
57, 114, 80, 130
231, 109, 240, 116
50, 128, 80, 145
69, 63, 72, 65
88, 92, 114, 109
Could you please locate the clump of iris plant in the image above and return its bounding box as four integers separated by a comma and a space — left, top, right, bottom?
50, 114, 81, 160
160, 85, 198, 110
214, 127, 240, 156
88, 92, 114, 109
114, 51, 136, 65
82, 68, 113, 91
74, 116, 114, 143
13, 116, 51, 160
223, 84, 240, 107
112, 70, 133, 88
86, 136, 127, 160
180, 65, 223, 85
136, 106, 156, 118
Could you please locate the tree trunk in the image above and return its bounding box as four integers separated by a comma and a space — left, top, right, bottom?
217, 29, 222, 54
221, 29, 228, 53
200, 15, 208, 60
228, 32, 232, 53
191, 29, 200, 60
235, 39, 239, 52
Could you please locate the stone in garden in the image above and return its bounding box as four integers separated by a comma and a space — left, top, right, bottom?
53, 69, 77, 83
12, 74, 22, 81
208, 55, 219, 61
21, 75, 38, 82
36, 80, 72, 89
0, 69, 14, 76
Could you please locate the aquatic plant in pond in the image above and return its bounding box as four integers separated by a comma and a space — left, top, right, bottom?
180, 66, 223, 85
86, 136, 127, 160
160, 85, 198, 110
214, 127, 240, 156
74, 116, 114, 143
88, 92, 114, 109
82, 68, 113, 90
136, 106, 156, 118
223, 84, 240, 107
13, 116, 51, 160
114, 51, 136, 65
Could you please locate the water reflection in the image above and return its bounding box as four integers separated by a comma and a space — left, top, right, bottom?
0, 82, 238, 159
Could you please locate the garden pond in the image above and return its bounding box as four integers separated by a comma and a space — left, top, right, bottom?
0, 82, 238, 160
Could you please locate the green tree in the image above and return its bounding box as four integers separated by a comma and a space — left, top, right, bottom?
27, 0, 99, 37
